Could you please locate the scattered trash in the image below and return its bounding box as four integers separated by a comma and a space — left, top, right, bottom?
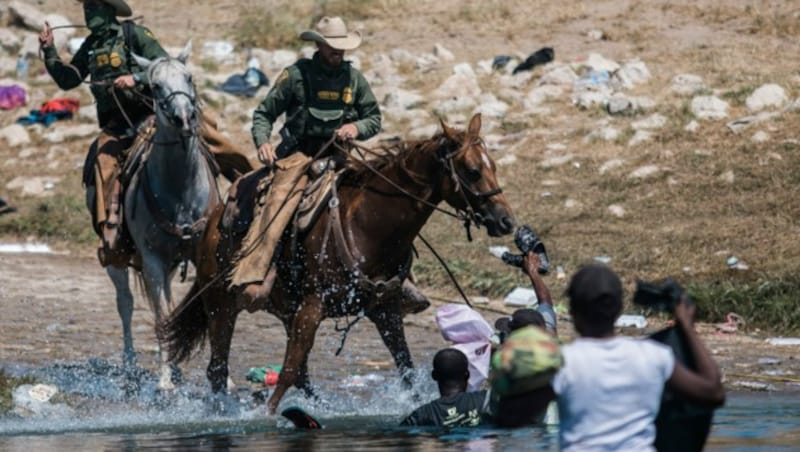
16, 54, 29, 81
436, 304, 494, 390
504, 287, 539, 307
492, 55, 513, 71
246, 365, 282, 387
512, 47, 555, 75
0, 197, 16, 216
488, 245, 511, 259
0, 85, 27, 110
726, 256, 749, 271
594, 255, 612, 264
17, 98, 81, 126
0, 243, 53, 254
574, 69, 611, 90
615, 314, 648, 329
217, 67, 270, 98
28, 384, 58, 403
766, 337, 800, 346
715, 312, 745, 334
556, 265, 566, 281
471, 296, 490, 305
343, 373, 385, 388
757, 358, 782, 366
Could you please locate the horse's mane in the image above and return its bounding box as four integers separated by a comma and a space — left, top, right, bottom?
343, 130, 468, 186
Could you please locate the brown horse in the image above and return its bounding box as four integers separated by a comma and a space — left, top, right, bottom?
160, 113, 515, 413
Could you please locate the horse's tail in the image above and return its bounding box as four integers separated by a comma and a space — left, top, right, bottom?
158, 281, 208, 364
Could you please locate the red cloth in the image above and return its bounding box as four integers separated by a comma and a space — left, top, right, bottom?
40, 98, 80, 115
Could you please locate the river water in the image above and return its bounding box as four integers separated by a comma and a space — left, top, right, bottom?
1, 361, 797, 452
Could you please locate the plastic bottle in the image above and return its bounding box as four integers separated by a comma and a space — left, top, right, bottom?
16, 55, 29, 81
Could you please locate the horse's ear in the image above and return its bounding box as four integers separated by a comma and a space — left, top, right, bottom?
133, 53, 153, 70
439, 117, 458, 141
177, 40, 193, 64
467, 113, 482, 137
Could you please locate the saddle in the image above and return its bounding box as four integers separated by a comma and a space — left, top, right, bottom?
221, 157, 345, 237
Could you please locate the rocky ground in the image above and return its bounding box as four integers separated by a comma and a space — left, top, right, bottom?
1, 0, 800, 410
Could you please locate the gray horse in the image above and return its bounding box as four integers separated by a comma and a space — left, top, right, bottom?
105, 42, 220, 389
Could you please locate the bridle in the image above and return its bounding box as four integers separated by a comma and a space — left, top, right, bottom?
147, 58, 199, 139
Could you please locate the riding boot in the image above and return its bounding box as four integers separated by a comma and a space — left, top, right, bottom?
240, 265, 278, 313
103, 179, 122, 251
398, 279, 431, 316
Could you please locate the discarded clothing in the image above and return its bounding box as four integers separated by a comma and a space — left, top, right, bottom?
17, 98, 81, 127
513, 47, 555, 74
218, 68, 269, 98
436, 304, 495, 391
0, 85, 27, 110
492, 55, 513, 71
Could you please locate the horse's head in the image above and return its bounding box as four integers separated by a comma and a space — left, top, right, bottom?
133, 42, 198, 135
435, 114, 516, 237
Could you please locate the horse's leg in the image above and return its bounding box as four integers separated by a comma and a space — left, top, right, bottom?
280, 318, 316, 399
206, 288, 238, 393
106, 266, 136, 368
368, 308, 414, 386
139, 253, 175, 390
268, 297, 323, 414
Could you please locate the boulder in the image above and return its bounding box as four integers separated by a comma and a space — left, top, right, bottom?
433, 73, 481, 99
6, 176, 60, 197
632, 113, 667, 130
452, 62, 475, 78
691, 96, 729, 120
383, 89, 424, 110
42, 124, 97, 143
581, 53, 620, 73
746, 84, 788, 112
0, 123, 30, 147
628, 130, 653, 146
599, 158, 625, 174
628, 165, 661, 179
524, 85, 563, 109
433, 96, 477, 115
587, 126, 620, 142
8, 1, 46, 31
608, 204, 626, 218
0, 27, 21, 52
538, 64, 578, 86
433, 43, 455, 61
614, 60, 651, 89
671, 74, 705, 95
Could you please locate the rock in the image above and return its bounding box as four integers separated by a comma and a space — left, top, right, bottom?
751, 131, 770, 143
719, 170, 735, 184
201, 40, 236, 63
599, 158, 625, 174
586, 29, 605, 41
0, 124, 30, 147
474, 94, 508, 118
746, 84, 788, 112
409, 124, 439, 140
564, 199, 582, 209
12, 384, 74, 418
433, 96, 477, 115
671, 74, 705, 95
607, 94, 634, 116
538, 64, 578, 86
415, 53, 439, 71
581, 53, 620, 73
524, 85, 563, 109
452, 62, 475, 77
572, 90, 610, 109
628, 130, 653, 146
46, 145, 69, 160
383, 89, 424, 110
389, 48, 415, 64
6, 176, 60, 197
632, 113, 667, 130
539, 154, 574, 169
587, 126, 620, 142
726, 110, 782, 133
628, 165, 661, 179
0, 27, 21, 52
433, 43, 455, 61
433, 73, 481, 99
42, 124, 96, 143
269, 49, 298, 71
614, 60, 651, 89
78, 105, 97, 122
476, 58, 494, 75
18, 147, 36, 159
8, 1, 46, 31
495, 154, 517, 166
691, 96, 729, 120
685, 120, 700, 133
608, 204, 626, 218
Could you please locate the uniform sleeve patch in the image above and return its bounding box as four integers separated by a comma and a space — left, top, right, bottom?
276, 69, 289, 86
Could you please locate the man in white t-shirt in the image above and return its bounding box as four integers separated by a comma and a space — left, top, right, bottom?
552, 265, 725, 451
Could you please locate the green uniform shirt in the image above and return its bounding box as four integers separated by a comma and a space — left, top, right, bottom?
252, 52, 382, 150
43, 21, 168, 128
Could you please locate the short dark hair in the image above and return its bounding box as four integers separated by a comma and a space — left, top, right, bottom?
431, 348, 469, 382
567, 264, 623, 331
510, 308, 545, 331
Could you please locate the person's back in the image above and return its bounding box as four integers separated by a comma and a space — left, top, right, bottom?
554, 336, 674, 450
401, 390, 488, 427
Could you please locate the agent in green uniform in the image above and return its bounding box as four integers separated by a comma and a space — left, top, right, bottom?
39, 0, 167, 263
232, 16, 382, 300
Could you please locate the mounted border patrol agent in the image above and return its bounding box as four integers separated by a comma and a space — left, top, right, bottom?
40, 0, 252, 267
232, 16, 382, 302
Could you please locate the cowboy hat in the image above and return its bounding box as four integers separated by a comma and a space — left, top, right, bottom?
299, 16, 362, 51
79, 0, 133, 17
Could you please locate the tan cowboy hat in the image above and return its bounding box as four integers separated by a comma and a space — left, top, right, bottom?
78, 0, 133, 17
299, 16, 362, 51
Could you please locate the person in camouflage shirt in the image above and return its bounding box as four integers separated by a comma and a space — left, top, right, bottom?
232, 16, 382, 299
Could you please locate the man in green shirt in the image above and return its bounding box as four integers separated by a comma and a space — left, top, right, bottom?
232, 16, 382, 302
40, 0, 251, 266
